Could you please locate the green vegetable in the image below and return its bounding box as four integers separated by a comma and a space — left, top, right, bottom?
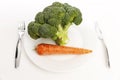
28, 21, 41, 39
28, 2, 82, 45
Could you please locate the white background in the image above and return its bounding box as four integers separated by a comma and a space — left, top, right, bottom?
0, 0, 120, 80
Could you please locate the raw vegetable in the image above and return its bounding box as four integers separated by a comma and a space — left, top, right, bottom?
28, 2, 82, 45
35, 43, 92, 55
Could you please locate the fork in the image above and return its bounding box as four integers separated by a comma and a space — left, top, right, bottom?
95, 22, 110, 68
15, 22, 25, 68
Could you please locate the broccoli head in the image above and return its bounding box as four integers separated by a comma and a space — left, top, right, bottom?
28, 2, 82, 45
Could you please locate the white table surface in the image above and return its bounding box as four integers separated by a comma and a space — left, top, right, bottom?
0, 0, 120, 80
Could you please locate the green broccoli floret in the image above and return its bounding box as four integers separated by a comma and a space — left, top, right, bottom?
38, 24, 57, 38
28, 2, 82, 45
28, 21, 41, 39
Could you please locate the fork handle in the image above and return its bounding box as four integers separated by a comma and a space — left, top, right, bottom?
15, 38, 22, 68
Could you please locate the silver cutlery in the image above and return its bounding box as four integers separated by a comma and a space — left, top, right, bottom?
95, 22, 110, 68
15, 22, 25, 68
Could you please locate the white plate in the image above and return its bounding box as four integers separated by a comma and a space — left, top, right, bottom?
23, 23, 96, 72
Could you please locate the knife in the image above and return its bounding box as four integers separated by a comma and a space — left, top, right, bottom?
95, 22, 110, 68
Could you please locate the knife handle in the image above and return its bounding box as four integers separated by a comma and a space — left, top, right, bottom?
101, 39, 110, 68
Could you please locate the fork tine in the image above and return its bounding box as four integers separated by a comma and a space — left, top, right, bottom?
19, 21, 25, 30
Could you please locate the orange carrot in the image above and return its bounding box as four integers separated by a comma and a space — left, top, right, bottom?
35, 43, 92, 55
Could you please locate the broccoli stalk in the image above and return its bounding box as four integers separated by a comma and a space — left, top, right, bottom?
55, 23, 71, 45
28, 2, 82, 46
